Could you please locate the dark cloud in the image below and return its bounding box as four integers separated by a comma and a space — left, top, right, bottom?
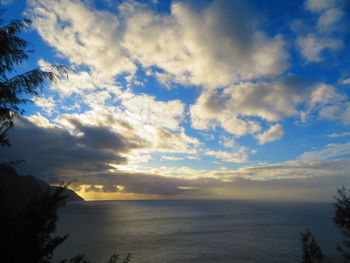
56, 168, 350, 202
68, 172, 198, 196
0, 117, 143, 177
71, 119, 137, 151
2, 117, 349, 202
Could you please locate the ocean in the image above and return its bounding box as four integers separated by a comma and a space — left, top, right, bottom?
55, 200, 342, 263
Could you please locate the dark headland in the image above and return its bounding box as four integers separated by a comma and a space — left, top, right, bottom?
0, 165, 84, 212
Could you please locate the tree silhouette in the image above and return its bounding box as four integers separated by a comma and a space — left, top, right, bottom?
334, 187, 350, 261
0, 181, 69, 263
0, 17, 67, 147
300, 230, 325, 263
0, 164, 131, 263
300, 187, 350, 263
0, 16, 130, 263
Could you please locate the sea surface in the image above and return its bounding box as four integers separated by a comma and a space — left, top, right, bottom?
55, 200, 342, 263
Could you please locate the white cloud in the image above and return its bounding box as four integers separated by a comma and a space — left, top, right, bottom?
296, 34, 342, 62
161, 156, 184, 161
27, 0, 136, 77
119, 91, 184, 131
205, 147, 249, 163
26, 113, 57, 128
317, 8, 344, 29
305, 0, 339, 13
341, 78, 350, 85
122, 0, 288, 88
49, 70, 105, 97
327, 131, 350, 138
48, 86, 199, 155
299, 142, 350, 160
33, 96, 56, 115
296, 0, 345, 62
255, 124, 284, 145
219, 136, 236, 148
302, 83, 346, 121
190, 88, 263, 136
28, 0, 288, 89
154, 128, 200, 154
191, 75, 344, 140
318, 102, 350, 125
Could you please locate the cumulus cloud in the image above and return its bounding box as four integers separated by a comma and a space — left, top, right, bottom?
205, 147, 249, 163
255, 124, 284, 145
25, 0, 291, 149
295, 0, 345, 62
305, 0, 339, 12
28, 0, 287, 88
119, 92, 185, 131
27, 0, 136, 77
161, 156, 184, 161
30, 66, 200, 155
33, 96, 57, 115
318, 101, 350, 125
341, 78, 350, 85
123, 0, 287, 88
296, 34, 342, 62
154, 128, 200, 154
190, 75, 344, 141
0, 117, 145, 176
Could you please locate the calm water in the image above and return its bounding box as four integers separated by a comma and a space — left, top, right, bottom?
55, 200, 342, 263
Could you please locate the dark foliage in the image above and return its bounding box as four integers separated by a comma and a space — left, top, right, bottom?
334, 187, 350, 261
300, 230, 325, 263
0, 182, 69, 263
300, 187, 350, 263
0, 171, 131, 263
0, 17, 67, 147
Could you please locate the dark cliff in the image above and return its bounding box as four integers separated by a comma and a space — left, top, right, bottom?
0, 165, 84, 212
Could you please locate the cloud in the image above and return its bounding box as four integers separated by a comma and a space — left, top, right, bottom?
296, 34, 342, 62
16, 0, 350, 202
0, 0, 13, 5
4, 117, 350, 201
299, 142, 350, 160
154, 128, 200, 154
305, 0, 339, 12
205, 148, 249, 163
64, 158, 350, 201
295, 0, 345, 62
161, 156, 184, 161
27, 0, 136, 77
119, 91, 185, 131
188, 156, 201, 160
340, 78, 350, 85
123, 0, 288, 88
0, 116, 144, 176
318, 102, 350, 125
190, 75, 344, 140
327, 131, 350, 138
28, 0, 287, 88
33, 96, 57, 115
255, 124, 284, 145
31, 67, 200, 155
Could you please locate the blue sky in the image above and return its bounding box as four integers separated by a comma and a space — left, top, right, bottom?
1, 0, 350, 201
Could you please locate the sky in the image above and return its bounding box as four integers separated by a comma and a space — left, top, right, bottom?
1, 0, 350, 201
